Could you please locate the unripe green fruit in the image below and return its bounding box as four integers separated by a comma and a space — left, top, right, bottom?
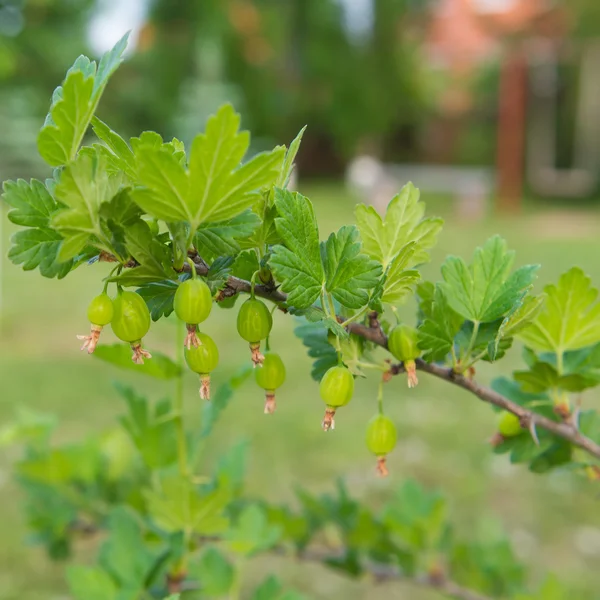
87, 293, 113, 326
387, 324, 420, 362
255, 352, 286, 391
185, 332, 219, 374
320, 366, 354, 408
498, 411, 522, 437
174, 278, 212, 325
111, 291, 151, 343
366, 414, 397, 456
237, 298, 272, 343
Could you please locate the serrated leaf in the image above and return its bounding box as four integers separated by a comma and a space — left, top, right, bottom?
122, 220, 176, 281
195, 210, 261, 257
514, 361, 600, 393
278, 126, 306, 188
270, 189, 325, 308
37, 33, 129, 166
518, 267, 600, 354
3, 178, 59, 228
132, 104, 285, 231
52, 150, 125, 260
94, 344, 181, 379
418, 285, 463, 362
231, 249, 260, 281
145, 474, 230, 535
8, 228, 76, 279
67, 566, 117, 600
206, 256, 234, 295
321, 225, 382, 309
136, 281, 179, 321
440, 235, 539, 323
356, 182, 442, 269
92, 116, 136, 178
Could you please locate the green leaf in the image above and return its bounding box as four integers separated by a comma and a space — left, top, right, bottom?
488, 294, 545, 361
518, 267, 600, 353
94, 344, 181, 379
98, 507, 156, 592
321, 225, 382, 309
92, 117, 137, 179
192, 548, 235, 596
3, 178, 59, 228
231, 249, 260, 281
226, 504, 282, 556
7, 228, 76, 279
277, 126, 306, 188
195, 210, 261, 257
294, 320, 338, 381
418, 285, 463, 362
145, 474, 230, 535
116, 385, 178, 469
381, 245, 421, 304
356, 182, 442, 268
269, 189, 324, 308
137, 280, 179, 321
132, 104, 285, 231
67, 566, 117, 600
52, 150, 125, 260
99, 189, 144, 261
206, 256, 234, 295
37, 33, 130, 166
440, 236, 538, 323
514, 361, 600, 393
251, 576, 283, 600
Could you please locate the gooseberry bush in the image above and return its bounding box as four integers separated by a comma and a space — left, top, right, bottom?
3, 34, 600, 600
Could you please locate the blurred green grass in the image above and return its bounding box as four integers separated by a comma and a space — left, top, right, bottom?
2, 183, 600, 599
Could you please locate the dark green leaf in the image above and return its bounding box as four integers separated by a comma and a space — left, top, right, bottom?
137, 280, 179, 321
195, 210, 261, 257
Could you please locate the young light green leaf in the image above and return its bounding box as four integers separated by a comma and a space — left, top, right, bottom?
92, 117, 136, 179
440, 235, 539, 323
321, 225, 382, 309
37, 33, 130, 166
488, 294, 545, 361
518, 267, 600, 353
52, 150, 125, 261
132, 104, 285, 231
277, 126, 306, 188
380, 242, 421, 304
356, 182, 443, 269
195, 210, 261, 257
94, 344, 181, 379
270, 189, 325, 308
418, 285, 463, 362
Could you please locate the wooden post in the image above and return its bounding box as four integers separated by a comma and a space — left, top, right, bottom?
496, 45, 528, 212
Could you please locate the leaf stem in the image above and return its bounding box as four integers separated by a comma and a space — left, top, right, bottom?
462, 320, 480, 368
340, 306, 369, 328
186, 257, 197, 279
377, 379, 384, 414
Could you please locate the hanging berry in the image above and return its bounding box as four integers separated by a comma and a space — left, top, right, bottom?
255, 351, 286, 414
236, 297, 273, 367
365, 414, 398, 477
111, 291, 152, 364
184, 332, 219, 400
490, 411, 524, 446
77, 293, 113, 354
174, 278, 213, 349
387, 324, 420, 388
319, 365, 354, 431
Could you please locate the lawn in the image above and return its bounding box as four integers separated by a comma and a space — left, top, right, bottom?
1, 182, 600, 599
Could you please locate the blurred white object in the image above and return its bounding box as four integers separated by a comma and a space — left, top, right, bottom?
346, 155, 493, 220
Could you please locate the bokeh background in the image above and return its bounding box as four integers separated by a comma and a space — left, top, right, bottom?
2, 0, 600, 598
